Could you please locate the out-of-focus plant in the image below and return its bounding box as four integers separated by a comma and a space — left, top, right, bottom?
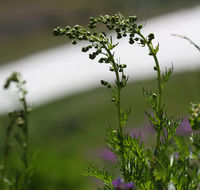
0, 72, 32, 190
53, 13, 200, 189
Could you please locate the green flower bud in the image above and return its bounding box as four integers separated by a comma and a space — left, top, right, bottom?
129, 38, 134, 44
107, 84, 111, 88
66, 32, 71, 36
72, 40, 77, 45
87, 31, 91, 36
98, 58, 104, 63
115, 28, 121, 33
135, 37, 139, 41
105, 58, 110, 63
74, 25, 80, 30
140, 39, 145, 45
89, 23, 96, 29
120, 64, 127, 68
148, 33, 155, 42
94, 44, 98, 49
82, 47, 88, 52
100, 80, 108, 86
138, 25, 143, 29
117, 33, 122, 39
123, 33, 127, 37
122, 75, 126, 79
129, 16, 137, 22
109, 67, 115, 71
89, 54, 95, 60
153, 66, 157, 71
78, 35, 84, 40
111, 16, 116, 23
52, 29, 59, 36
152, 93, 157, 99
65, 26, 71, 31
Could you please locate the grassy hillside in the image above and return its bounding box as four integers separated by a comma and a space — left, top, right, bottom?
0, 0, 199, 64
0, 69, 199, 189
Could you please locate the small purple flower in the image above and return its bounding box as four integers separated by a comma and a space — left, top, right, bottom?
100, 148, 116, 163
176, 117, 193, 135
112, 178, 135, 190
174, 152, 179, 159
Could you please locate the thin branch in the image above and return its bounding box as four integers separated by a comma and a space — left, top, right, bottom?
172, 34, 200, 52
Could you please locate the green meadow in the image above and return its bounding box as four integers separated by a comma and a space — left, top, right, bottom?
0, 69, 199, 189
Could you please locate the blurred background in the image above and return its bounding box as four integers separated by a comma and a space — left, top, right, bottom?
0, 0, 200, 189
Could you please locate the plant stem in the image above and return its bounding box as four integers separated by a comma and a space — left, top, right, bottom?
103, 43, 127, 180
0, 118, 16, 188
137, 32, 163, 151
21, 97, 29, 189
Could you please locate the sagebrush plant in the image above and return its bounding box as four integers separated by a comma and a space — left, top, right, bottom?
53, 13, 200, 189
0, 72, 32, 190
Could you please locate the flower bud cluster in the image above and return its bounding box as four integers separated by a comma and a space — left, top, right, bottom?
53, 13, 157, 94
100, 80, 111, 88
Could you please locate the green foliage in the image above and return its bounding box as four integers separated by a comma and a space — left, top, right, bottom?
82, 165, 112, 187
54, 13, 200, 189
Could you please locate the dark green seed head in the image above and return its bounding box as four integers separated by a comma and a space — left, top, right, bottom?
89, 54, 95, 60
120, 64, 127, 68
82, 47, 88, 52
65, 26, 71, 31
129, 16, 137, 22
138, 25, 143, 29
123, 33, 127, 37
74, 25, 80, 30
152, 93, 157, 99
98, 58, 104, 63
135, 37, 139, 41
117, 33, 122, 39
129, 38, 134, 44
52, 29, 59, 36
115, 28, 121, 33
107, 84, 111, 88
72, 40, 77, 45
100, 80, 108, 86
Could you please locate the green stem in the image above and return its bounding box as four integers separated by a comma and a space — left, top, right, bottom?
22, 97, 29, 187
137, 32, 162, 151
0, 118, 16, 188
103, 44, 127, 180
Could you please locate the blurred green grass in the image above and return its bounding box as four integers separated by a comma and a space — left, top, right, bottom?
0, 0, 199, 64
1, 69, 199, 189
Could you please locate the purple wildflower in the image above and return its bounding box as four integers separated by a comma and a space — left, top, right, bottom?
112, 178, 135, 190
174, 152, 179, 159
99, 148, 116, 163
176, 117, 193, 135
